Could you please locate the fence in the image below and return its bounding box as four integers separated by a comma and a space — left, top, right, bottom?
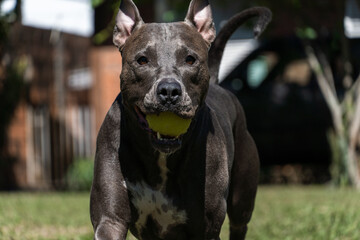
26, 104, 94, 189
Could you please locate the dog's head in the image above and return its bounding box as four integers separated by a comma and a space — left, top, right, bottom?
114, 0, 215, 153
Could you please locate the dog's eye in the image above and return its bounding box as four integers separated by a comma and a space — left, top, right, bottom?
137, 56, 148, 65
185, 55, 196, 65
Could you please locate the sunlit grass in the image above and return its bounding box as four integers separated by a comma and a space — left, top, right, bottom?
0, 186, 359, 239
247, 186, 360, 240
0, 192, 92, 240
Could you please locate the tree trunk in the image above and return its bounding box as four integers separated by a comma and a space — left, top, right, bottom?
306, 45, 360, 189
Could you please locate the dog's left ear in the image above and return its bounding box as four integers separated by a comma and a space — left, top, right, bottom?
185, 0, 216, 47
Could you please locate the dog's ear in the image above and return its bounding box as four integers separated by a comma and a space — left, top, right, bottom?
184, 0, 216, 47
113, 0, 144, 50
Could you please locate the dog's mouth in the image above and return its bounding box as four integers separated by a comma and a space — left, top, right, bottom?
135, 106, 189, 153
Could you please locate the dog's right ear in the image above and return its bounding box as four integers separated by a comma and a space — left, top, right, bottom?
113, 0, 144, 50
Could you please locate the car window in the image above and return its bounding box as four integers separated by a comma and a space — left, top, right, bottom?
247, 52, 278, 89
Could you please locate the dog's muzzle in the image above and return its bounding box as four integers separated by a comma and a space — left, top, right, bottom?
134, 78, 195, 153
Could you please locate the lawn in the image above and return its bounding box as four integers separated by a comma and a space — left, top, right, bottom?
0, 186, 359, 240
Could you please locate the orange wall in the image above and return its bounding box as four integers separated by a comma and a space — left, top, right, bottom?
7, 102, 28, 187
90, 46, 122, 138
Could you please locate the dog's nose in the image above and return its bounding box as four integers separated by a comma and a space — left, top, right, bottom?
157, 79, 182, 105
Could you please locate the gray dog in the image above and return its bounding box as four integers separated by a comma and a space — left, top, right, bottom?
90, 0, 271, 239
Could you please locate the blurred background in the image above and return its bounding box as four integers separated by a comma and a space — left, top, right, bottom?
0, 0, 360, 191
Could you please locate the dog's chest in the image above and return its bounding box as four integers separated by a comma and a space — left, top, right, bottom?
126, 154, 187, 238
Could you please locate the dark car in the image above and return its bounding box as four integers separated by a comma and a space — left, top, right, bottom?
220, 37, 333, 166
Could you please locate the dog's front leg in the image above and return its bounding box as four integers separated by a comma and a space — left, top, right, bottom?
90, 96, 131, 240
94, 218, 128, 240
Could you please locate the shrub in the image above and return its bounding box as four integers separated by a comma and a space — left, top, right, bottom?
66, 158, 94, 191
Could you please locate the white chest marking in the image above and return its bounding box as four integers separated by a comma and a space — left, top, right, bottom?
126, 153, 187, 237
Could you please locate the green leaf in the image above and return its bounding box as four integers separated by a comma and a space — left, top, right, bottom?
92, 0, 104, 8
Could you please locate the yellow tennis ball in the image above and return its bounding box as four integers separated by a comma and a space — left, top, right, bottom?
146, 112, 192, 137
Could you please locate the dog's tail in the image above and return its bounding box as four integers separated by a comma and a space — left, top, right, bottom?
208, 7, 272, 84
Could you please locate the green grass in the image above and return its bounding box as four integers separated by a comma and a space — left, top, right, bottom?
0, 192, 92, 240
247, 186, 360, 240
0, 186, 359, 239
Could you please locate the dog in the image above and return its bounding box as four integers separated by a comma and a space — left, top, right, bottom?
90, 0, 271, 239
